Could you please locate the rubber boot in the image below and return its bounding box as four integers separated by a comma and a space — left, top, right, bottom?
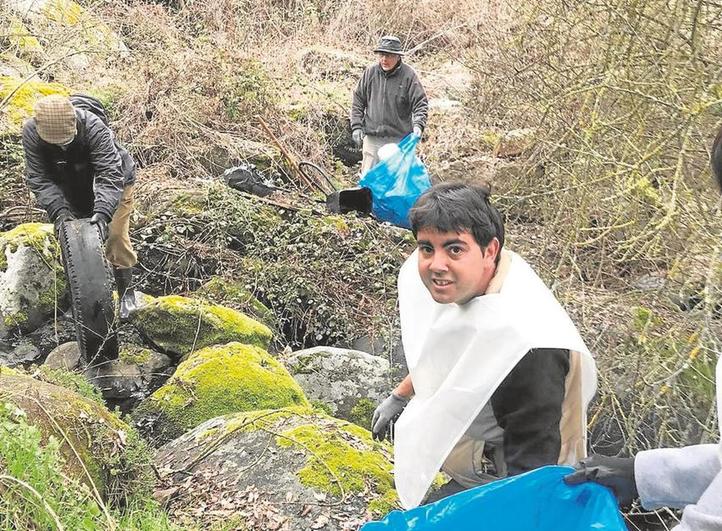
113, 267, 138, 320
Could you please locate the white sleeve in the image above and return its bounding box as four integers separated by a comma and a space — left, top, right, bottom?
635, 444, 721, 510
674, 466, 722, 531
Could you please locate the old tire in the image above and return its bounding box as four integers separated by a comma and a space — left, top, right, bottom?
57, 219, 118, 365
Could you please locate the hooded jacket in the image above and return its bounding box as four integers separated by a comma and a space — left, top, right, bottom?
22, 108, 135, 221
350, 61, 428, 139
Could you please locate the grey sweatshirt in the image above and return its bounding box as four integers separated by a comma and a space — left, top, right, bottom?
636, 443, 722, 530
350, 61, 428, 139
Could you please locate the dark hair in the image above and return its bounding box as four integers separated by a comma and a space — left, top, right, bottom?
712, 126, 722, 193
409, 182, 505, 251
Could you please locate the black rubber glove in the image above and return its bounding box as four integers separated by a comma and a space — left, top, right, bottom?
564, 455, 638, 506
371, 393, 408, 441
90, 212, 111, 242
352, 129, 364, 148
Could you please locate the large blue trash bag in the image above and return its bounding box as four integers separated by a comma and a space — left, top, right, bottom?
362, 466, 627, 531
358, 134, 431, 229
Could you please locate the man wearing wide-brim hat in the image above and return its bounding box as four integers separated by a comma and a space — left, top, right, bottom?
350, 35, 428, 175
21, 94, 139, 320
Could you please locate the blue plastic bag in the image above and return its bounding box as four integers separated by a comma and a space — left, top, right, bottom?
358, 134, 431, 229
362, 466, 627, 531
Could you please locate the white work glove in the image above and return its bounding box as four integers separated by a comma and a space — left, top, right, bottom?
352, 129, 365, 148
371, 392, 408, 441
413, 125, 423, 138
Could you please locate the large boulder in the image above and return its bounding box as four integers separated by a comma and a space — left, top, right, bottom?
0, 77, 71, 130
283, 347, 390, 429
0, 223, 67, 339
130, 294, 272, 358
0, 370, 153, 502
155, 409, 398, 529
196, 276, 277, 330
133, 342, 308, 444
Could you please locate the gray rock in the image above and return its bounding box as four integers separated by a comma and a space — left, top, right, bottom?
154, 411, 396, 529
283, 346, 391, 428
0, 337, 41, 367
85, 348, 173, 402
45, 341, 81, 370
0, 224, 67, 338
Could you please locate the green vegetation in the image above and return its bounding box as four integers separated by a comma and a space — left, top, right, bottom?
131, 294, 272, 357
0, 373, 153, 504
277, 420, 398, 515
133, 342, 308, 440
0, 400, 174, 530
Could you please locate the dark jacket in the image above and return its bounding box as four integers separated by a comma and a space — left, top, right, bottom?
350, 61, 428, 139
490, 347, 570, 476
22, 109, 135, 221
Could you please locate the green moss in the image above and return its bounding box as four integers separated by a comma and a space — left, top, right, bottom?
131, 294, 273, 357
170, 190, 207, 217
135, 342, 308, 437
197, 277, 276, 329
4, 310, 28, 328
349, 398, 376, 430
309, 399, 333, 416
0, 77, 70, 127
8, 18, 43, 54
368, 489, 400, 516
119, 345, 153, 365
276, 421, 397, 515
479, 129, 501, 149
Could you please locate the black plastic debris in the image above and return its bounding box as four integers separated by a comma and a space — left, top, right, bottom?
223, 164, 279, 197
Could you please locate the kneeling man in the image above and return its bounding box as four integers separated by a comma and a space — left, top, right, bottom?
371, 183, 597, 508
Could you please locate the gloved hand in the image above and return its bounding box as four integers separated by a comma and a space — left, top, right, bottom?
352, 129, 364, 148
90, 212, 111, 242
413, 125, 423, 138
564, 455, 638, 506
371, 392, 408, 441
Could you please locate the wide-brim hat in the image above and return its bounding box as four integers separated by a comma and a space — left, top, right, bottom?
373, 35, 405, 55
34, 95, 77, 145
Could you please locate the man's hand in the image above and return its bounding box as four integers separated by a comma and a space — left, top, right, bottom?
90, 212, 111, 242
413, 125, 423, 138
564, 455, 638, 506
371, 392, 408, 441
352, 129, 364, 148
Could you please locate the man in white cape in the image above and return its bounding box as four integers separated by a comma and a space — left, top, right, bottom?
371, 182, 597, 509
564, 127, 722, 531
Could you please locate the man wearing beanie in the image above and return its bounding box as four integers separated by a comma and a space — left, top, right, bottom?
21, 94, 138, 320
350, 35, 428, 175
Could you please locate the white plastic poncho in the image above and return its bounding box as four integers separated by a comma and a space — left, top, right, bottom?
394, 250, 597, 508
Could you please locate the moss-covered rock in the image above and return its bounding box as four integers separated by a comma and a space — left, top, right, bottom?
6, 17, 44, 59
196, 276, 277, 330
130, 294, 272, 357
0, 76, 70, 131
0, 371, 154, 503
154, 409, 398, 528
133, 342, 308, 443
0, 223, 67, 338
